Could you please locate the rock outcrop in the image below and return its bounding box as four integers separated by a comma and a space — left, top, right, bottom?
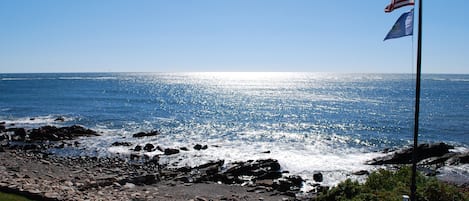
367, 143, 454, 165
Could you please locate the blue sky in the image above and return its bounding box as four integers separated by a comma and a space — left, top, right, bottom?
0, 0, 468, 73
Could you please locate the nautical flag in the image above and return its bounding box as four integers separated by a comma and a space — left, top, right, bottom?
385, 0, 415, 13
384, 9, 414, 41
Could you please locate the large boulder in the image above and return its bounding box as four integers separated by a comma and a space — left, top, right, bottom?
223, 159, 282, 181
367, 143, 454, 165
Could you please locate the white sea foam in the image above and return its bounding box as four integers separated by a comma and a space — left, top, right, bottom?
75, 127, 386, 187
1, 115, 73, 127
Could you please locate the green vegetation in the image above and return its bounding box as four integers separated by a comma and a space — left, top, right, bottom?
316, 167, 469, 201
0, 192, 32, 201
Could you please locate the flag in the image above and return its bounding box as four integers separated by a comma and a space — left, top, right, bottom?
384, 9, 414, 41
385, 0, 415, 13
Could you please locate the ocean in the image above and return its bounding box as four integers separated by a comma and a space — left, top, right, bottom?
1, 72, 468, 186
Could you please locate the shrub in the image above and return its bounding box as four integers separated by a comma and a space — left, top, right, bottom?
316, 167, 469, 201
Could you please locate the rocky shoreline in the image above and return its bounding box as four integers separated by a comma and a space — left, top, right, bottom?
1, 123, 468, 200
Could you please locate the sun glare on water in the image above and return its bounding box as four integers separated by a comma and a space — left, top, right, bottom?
191, 72, 298, 81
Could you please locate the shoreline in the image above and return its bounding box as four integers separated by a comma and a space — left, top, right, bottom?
0, 149, 288, 201
1, 123, 468, 200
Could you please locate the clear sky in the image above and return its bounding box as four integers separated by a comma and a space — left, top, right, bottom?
0, 0, 468, 74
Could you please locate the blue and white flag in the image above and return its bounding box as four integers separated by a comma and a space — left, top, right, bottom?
384, 9, 414, 41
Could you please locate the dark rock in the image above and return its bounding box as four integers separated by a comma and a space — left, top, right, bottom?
446, 152, 469, 165
0, 133, 7, 141
66, 125, 98, 136
223, 159, 282, 182
180, 147, 189, 151
134, 145, 142, 152
156, 146, 164, 152
7, 128, 27, 140
28, 125, 98, 141
143, 143, 155, 152
285, 175, 303, 187
164, 148, 180, 155
128, 174, 158, 185
420, 152, 458, 165
275, 176, 303, 193
0, 121, 5, 125
132, 130, 160, 138
146, 155, 159, 165
130, 154, 140, 160
18, 144, 43, 150
111, 141, 132, 147
194, 144, 208, 150
367, 143, 454, 165
313, 172, 323, 182
353, 170, 370, 176
261, 150, 271, 154
0, 146, 4, 152
30, 118, 35, 121
0, 125, 5, 131
459, 153, 469, 164
54, 116, 65, 122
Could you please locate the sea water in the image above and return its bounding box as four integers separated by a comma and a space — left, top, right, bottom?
1, 72, 468, 186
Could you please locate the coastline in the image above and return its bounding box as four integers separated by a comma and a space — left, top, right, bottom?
1, 123, 468, 200
0, 148, 294, 201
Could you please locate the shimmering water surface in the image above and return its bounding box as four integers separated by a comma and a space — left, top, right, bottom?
1, 72, 468, 186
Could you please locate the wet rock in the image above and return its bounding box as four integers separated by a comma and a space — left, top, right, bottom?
6, 128, 27, 140
367, 142, 454, 165
54, 116, 65, 122
111, 141, 132, 147
143, 143, 155, 152
156, 146, 164, 152
130, 154, 140, 160
273, 175, 303, 195
446, 152, 469, 165
28, 125, 98, 141
0, 133, 8, 141
223, 159, 282, 182
313, 172, 323, 182
132, 130, 160, 138
134, 145, 142, 152
420, 152, 458, 165
353, 170, 370, 176
193, 144, 208, 150
164, 148, 180, 155
180, 147, 189, 151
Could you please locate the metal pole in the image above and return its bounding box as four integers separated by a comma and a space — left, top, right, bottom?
410, 0, 423, 200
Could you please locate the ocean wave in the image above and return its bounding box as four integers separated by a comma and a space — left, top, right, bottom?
0, 115, 73, 127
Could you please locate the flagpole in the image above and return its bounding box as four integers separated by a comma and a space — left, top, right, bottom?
410, 0, 422, 200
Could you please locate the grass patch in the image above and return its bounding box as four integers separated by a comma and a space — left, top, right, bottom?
0, 192, 32, 201
316, 167, 469, 201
